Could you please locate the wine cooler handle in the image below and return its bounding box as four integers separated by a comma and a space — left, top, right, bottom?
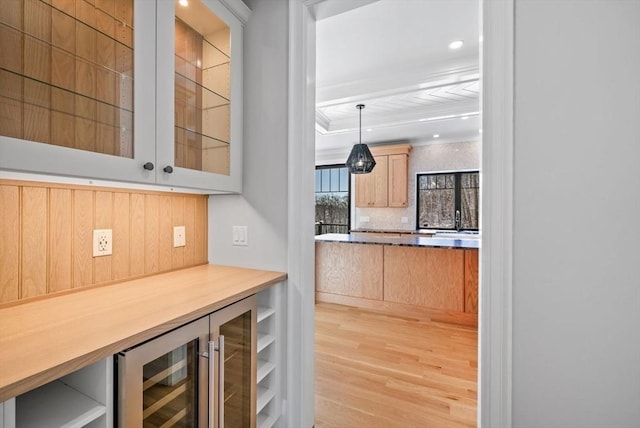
208, 341, 215, 428
217, 335, 225, 428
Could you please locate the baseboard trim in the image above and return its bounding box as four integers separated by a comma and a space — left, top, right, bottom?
315, 292, 478, 327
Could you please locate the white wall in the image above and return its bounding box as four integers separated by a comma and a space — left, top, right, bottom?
513, 1, 640, 426
209, 0, 288, 272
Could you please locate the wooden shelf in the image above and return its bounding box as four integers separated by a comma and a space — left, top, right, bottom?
257, 306, 275, 323
257, 333, 275, 353
256, 386, 275, 414
16, 381, 106, 428
257, 360, 275, 384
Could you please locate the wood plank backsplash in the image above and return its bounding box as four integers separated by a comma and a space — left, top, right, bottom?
0, 180, 208, 304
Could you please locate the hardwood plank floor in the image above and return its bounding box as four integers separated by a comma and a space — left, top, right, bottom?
315, 302, 477, 428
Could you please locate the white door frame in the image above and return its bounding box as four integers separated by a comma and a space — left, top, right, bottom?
479, 0, 515, 426
287, 0, 515, 426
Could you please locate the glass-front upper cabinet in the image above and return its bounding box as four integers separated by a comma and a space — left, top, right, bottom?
0, 0, 248, 193
155, 0, 248, 192
0, 0, 156, 184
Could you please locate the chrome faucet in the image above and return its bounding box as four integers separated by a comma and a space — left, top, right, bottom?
455, 210, 461, 231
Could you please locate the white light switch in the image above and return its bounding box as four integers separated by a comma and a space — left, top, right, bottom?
173, 226, 186, 247
401, 217, 409, 224
233, 226, 248, 246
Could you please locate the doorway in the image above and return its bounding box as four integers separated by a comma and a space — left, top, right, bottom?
286, 0, 514, 426
312, 1, 481, 426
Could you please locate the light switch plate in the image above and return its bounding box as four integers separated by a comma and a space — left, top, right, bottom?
173, 226, 186, 247
93, 229, 113, 257
401, 216, 409, 224
233, 226, 248, 246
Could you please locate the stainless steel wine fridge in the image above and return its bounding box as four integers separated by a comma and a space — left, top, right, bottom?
117, 295, 257, 427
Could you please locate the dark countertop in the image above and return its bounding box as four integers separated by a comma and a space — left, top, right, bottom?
315, 233, 480, 249
350, 228, 435, 235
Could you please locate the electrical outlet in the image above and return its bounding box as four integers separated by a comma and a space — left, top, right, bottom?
93, 229, 113, 257
232, 226, 248, 246
173, 226, 186, 248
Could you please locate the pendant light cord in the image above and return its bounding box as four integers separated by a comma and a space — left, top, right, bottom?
357, 103, 365, 145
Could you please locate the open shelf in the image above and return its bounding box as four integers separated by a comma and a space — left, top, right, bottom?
257, 306, 276, 323
257, 360, 276, 384
256, 386, 275, 414
16, 380, 106, 428
257, 412, 277, 428
257, 333, 275, 353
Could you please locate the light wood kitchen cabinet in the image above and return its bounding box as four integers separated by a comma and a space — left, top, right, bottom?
464, 249, 479, 314
354, 144, 411, 208
383, 246, 464, 311
315, 242, 383, 299
355, 155, 388, 207
315, 241, 478, 325
0, 0, 248, 193
388, 153, 409, 207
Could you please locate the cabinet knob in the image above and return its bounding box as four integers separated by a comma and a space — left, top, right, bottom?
143, 162, 154, 171
163, 165, 174, 174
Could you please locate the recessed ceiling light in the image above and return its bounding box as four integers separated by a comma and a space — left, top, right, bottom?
448, 40, 464, 50
179, 0, 189, 6
461, 116, 469, 120
433, 134, 440, 138
366, 128, 373, 132
479, 129, 483, 134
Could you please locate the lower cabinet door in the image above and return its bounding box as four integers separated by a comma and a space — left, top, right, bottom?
117, 317, 210, 427
209, 295, 257, 428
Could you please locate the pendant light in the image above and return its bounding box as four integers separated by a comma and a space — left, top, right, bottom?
345, 104, 376, 174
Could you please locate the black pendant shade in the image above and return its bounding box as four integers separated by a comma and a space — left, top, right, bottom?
346, 143, 376, 174
346, 104, 376, 174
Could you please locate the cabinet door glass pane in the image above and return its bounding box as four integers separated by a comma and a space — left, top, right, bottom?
220, 311, 251, 428
0, 0, 135, 158
174, 0, 230, 175
143, 341, 198, 427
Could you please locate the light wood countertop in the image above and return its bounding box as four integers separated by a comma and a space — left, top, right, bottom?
0, 264, 286, 401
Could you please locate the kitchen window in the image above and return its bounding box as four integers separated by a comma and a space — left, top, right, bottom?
416, 171, 479, 230
315, 165, 350, 234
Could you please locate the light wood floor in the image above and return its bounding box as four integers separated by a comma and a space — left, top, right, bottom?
315, 302, 477, 428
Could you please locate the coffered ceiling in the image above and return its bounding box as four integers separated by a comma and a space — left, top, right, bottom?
315, 0, 480, 152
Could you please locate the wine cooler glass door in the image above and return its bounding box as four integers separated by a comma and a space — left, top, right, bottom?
118, 317, 209, 427
209, 296, 257, 428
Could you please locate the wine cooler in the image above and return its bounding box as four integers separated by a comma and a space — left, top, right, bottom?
117, 296, 256, 427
